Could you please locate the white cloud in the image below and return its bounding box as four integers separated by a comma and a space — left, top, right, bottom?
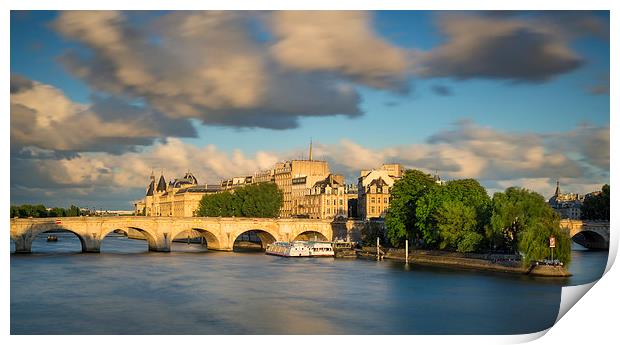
12, 120, 607, 208
270, 11, 410, 90
10, 76, 196, 155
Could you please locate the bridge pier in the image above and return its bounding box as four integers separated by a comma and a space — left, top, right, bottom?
148, 232, 171, 252
13, 235, 32, 254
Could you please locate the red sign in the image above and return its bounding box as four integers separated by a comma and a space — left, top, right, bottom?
549, 236, 556, 248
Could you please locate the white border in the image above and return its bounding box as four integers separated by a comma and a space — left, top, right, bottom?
2, 1, 616, 344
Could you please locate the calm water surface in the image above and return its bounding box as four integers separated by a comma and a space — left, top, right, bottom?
10, 234, 608, 334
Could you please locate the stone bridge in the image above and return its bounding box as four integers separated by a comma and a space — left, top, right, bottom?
560, 219, 610, 250
10, 217, 373, 254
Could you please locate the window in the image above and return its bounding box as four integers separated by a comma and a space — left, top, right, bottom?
371, 197, 375, 203
339, 199, 343, 205
384, 197, 388, 203
371, 206, 375, 213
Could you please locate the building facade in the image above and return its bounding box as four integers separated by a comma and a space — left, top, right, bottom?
304, 174, 351, 219
134, 171, 221, 217
548, 180, 584, 219
357, 164, 403, 219
275, 159, 331, 217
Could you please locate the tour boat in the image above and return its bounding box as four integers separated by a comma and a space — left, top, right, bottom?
265, 241, 334, 257
307, 241, 335, 257
47, 235, 58, 242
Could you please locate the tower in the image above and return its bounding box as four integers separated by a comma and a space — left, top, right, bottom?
555, 180, 561, 197
309, 139, 313, 161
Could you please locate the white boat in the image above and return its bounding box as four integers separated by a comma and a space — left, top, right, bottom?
307, 241, 335, 257
265, 241, 334, 257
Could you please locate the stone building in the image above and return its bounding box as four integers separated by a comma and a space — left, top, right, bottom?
357, 164, 403, 219
253, 169, 275, 183
221, 175, 254, 190
548, 180, 584, 219
304, 174, 351, 219
134, 171, 221, 217
273, 143, 331, 218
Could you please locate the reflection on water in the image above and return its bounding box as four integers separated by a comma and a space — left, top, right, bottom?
10, 233, 608, 335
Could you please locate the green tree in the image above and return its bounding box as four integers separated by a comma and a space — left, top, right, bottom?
10, 204, 84, 218
196, 183, 282, 218
415, 179, 490, 252
518, 217, 571, 266
488, 187, 571, 266
581, 184, 610, 220
385, 169, 438, 247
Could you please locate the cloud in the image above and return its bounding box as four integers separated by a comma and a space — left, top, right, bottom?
11, 120, 608, 208
431, 85, 452, 96
10, 75, 196, 155
587, 75, 610, 95
48, 10, 608, 131
316, 120, 607, 188
269, 11, 410, 90
11, 138, 281, 208
417, 13, 597, 82
52, 11, 364, 130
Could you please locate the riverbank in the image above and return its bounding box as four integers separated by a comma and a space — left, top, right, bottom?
345, 247, 571, 277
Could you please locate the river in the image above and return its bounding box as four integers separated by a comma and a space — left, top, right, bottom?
10, 233, 608, 334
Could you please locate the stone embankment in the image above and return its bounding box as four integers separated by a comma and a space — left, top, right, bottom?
340, 247, 571, 277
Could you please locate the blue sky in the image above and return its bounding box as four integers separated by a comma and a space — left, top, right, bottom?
10, 11, 610, 209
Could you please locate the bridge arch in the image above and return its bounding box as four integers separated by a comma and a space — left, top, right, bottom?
123, 226, 159, 251
170, 228, 222, 250
572, 230, 608, 250
293, 230, 329, 242
231, 228, 278, 251
11, 224, 89, 253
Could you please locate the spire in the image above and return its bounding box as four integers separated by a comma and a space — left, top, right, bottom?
309, 138, 313, 161
146, 170, 155, 196
156, 172, 167, 192
555, 180, 560, 196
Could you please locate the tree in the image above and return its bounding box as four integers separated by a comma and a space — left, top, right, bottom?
435, 200, 482, 252
488, 187, 571, 266
581, 184, 610, 220
414, 179, 490, 252
196, 183, 283, 218
10, 204, 84, 218
385, 169, 438, 247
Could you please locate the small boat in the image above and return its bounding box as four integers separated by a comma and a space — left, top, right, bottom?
265, 241, 334, 257
47, 235, 58, 242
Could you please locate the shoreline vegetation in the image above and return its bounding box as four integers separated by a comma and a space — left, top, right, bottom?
336, 247, 572, 277
383, 170, 576, 270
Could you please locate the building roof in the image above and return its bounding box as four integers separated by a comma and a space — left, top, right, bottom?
171, 171, 199, 188
146, 180, 154, 196
156, 174, 167, 192
176, 184, 222, 194
368, 177, 388, 189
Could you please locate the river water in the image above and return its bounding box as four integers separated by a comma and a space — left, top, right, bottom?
10, 233, 608, 335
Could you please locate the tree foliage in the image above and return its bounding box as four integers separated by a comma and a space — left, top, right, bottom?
385, 172, 572, 265
488, 187, 571, 266
414, 178, 490, 252
384, 169, 438, 247
196, 183, 283, 218
10, 204, 83, 218
581, 184, 610, 220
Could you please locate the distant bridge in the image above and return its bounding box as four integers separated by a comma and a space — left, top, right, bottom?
560, 219, 610, 250
10, 217, 368, 253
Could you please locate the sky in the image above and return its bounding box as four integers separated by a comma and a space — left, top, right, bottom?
9, 10, 610, 210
